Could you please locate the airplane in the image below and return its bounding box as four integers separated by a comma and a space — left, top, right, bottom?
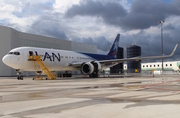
2, 34, 178, 80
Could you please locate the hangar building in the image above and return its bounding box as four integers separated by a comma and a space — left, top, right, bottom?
0, 25, 97, 76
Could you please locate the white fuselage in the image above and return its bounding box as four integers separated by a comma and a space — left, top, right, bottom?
2, 47, 96, 72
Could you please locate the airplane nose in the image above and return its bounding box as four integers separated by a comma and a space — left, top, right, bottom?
2, 55, 10, 65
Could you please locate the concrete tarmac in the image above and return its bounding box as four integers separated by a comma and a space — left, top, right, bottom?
0, 75, 180, 118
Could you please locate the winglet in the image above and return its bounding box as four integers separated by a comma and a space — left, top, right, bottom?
169, 44, 178, 56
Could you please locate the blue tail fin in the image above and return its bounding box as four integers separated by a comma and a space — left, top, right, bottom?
107, 34, 120, 58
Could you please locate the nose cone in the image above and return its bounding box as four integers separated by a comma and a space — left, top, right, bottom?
2, 55, 10, 66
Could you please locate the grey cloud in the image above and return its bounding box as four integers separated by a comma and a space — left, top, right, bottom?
65, 0, 180, 30
164, 23, 175, 30
13, 2, 54, 18
94, 36, 112, 51
67, 0, 126, 17
65, 0, 127, 19
27, 13, 112, 52
27, 15, 68, 40
71, 36, 111, 51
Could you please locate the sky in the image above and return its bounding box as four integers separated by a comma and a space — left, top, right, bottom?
0, 0, 180, 62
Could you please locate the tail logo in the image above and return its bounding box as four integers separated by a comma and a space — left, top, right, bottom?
109, 42, 117, 56
107, 34, 120, 58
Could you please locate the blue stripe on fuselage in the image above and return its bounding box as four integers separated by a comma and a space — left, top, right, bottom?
78, 52, 116, 61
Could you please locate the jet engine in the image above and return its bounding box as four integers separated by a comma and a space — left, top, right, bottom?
81, 62, 94, 74
81, 61, 102, 75
93, 61, 102, 72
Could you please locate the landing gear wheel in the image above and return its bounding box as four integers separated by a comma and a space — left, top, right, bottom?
17, 76, 23, 80
63, 73, 66, 77
20, 76, 23, 80
17, 76, 19, 80
16, 71, 23, 80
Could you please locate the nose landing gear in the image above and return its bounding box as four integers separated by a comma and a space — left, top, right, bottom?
16, 69, 23, 80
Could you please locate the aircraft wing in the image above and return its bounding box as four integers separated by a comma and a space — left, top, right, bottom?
99, 44, 178, 64
69, 44, 178, 68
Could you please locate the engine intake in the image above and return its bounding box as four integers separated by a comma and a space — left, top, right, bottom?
81, 62, 94, 74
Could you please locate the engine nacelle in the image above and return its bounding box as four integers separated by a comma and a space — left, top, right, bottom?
81, 62, 94, 74
93, 61, 102, 71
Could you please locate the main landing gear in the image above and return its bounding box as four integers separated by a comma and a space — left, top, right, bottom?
89, 71, 98, 78
17, 72, 23, 80
57, 71, 72, 78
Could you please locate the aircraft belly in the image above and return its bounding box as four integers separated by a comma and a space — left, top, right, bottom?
22, 60, 78, 72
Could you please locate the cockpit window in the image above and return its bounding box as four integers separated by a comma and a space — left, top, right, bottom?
9, 52, 13, 54
14, 52, 20, 55
8, 52, 20, 55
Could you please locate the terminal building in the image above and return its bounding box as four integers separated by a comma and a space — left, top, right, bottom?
124, 61, 180, 73
0, 25, 97, 76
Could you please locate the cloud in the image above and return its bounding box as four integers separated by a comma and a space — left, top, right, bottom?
65, 0, 127, 19
71, 36, 111, 51
65, 0, 180, 30
53, 0, 80, 13
0, 0, 55, 31
27, 14, 68, 40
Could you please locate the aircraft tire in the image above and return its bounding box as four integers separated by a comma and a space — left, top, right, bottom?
20, 76, 23, 80
66, 73, 72, 77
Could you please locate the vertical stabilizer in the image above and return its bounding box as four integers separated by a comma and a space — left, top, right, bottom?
107, 34, 120, 58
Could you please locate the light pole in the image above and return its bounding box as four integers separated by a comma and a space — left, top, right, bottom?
158, 20, 165, 71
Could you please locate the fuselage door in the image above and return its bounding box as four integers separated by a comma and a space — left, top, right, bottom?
29, 51, 34, 59
29, 51, 34, 56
